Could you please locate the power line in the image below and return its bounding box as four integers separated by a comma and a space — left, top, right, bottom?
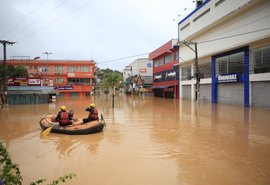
15, 0, 96, 42
10, 0, 70, 41
0, 0, 47, 39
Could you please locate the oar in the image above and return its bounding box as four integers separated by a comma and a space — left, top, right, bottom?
100, 113, 106, 126
41, 123, 54, 136
41, 114, 55, 136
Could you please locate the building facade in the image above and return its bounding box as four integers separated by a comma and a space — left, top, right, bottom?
178, 0, 270, 107
123, 58, 153, 93
7, 59, 95, 97
149, 39, 179, 99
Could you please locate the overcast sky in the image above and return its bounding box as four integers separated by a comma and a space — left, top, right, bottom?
0, 0, 195, 71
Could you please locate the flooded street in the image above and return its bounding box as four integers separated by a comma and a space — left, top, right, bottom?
1, 94, 270, 185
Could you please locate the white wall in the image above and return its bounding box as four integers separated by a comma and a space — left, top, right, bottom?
179, 0, 270, 63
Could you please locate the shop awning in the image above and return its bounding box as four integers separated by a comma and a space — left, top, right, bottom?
152, 85, 173, 89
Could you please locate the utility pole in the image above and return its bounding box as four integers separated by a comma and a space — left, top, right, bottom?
179, 41, 200, 101
0, 40, 15, 106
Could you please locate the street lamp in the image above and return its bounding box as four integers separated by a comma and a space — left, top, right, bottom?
43, 52, 52, 83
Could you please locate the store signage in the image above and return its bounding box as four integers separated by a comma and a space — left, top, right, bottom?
140, 68, 147, 73
28, 79, 41, 85
218, 74, 238, 83
55, 86, 73, 90
154, 74, 162, 80
166, 71, 176, 78
8, 78, 42, 86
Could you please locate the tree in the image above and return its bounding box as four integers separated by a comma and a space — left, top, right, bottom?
101, 69, 122, 91
0, 64, 28, 105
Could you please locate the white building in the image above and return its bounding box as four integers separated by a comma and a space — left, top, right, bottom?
123, 58, 153, 90
177, 0, 270, 107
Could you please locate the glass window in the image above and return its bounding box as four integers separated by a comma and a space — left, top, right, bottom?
181, 66, 192, 81
154, 58, 164, 68
54, 66, 64, 73
68, 78, 90, 85
216, 52, 244, 76
165, 54, 173, 64
39, 66, 49, 73
54, 78, 64, 84
251, 45, 270, 74
199, 62, 211, 79
80, 66, 90, 72
67, 66, 78, 72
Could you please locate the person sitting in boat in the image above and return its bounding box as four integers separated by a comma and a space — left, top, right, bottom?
83, 103, 99, 124
55, 105, 73, 126
69, 109, 78, 124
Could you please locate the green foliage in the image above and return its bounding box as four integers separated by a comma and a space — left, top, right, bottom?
30, 173, 76, 185
0, 65, 28, 90
0, 142, 23, 185
0, 142, 75, 185
100, 68, 123, 91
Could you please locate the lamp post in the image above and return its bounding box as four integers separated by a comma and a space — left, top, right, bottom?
43, 52, 52, 85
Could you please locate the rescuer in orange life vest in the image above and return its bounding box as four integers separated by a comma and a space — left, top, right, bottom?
83, 103, 99, 124
55, 106, 73, 126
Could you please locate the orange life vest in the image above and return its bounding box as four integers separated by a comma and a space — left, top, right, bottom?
60, 112, 69, 125
90, 108, 99, 120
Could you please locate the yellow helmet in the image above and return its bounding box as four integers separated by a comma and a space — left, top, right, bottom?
60, 105, 67, 110
90, 103, 95, 107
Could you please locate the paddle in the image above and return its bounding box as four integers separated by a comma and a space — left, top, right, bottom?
100, 113, 106, 126
41, 114, 55, 136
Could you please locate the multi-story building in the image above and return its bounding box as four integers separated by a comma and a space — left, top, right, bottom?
149, 39, 179, 99
8, 59, 95, 97
123, 58, 153, 93
177, 0, 270, 107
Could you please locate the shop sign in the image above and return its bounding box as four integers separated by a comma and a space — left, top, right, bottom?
55, 86, 73, 90
140, 68, 147, 73
28, 79, 41, 85
218, 74, 238, 83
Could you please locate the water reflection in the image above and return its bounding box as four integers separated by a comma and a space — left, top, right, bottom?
40, 133, 104, 157
0, 95, 270, 185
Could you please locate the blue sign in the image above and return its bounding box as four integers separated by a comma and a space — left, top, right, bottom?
55, 86, 73, 90
218, 74, 238, 83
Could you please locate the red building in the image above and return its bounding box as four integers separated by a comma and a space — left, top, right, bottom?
149, 39, 179, 99
8, 59, 95, 97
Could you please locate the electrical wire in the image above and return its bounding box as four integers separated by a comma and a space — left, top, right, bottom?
0, 0, 47, 39
10, 0, 70, 41
15, 0, 96, 42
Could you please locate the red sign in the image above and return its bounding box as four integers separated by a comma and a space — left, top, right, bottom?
7, 78, 53, 86
140, 68, 147, 73
67, 72, 94, 78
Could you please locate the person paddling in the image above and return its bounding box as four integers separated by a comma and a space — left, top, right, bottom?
55, 106, 73, 126
83, 103, 99, 124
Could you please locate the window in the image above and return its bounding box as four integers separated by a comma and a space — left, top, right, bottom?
193, 8, 210, 22
54, 66, 64, 73
39, 66, 49, 73
199, 62, 211, 79
215, 0, 225, 7
181, 66, 192, 81
67, 66, 78, 72
251, 45, 270, 74
216, 52, 244, 76
154, 58, 164, 68
68, 78, 90, 85
180, 23, 190, 31
54, 78, 64, 84
165, 54, 173, 64
80, 66, 90, 72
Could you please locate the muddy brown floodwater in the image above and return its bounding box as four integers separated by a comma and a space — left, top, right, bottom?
0, 94, 270, 185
